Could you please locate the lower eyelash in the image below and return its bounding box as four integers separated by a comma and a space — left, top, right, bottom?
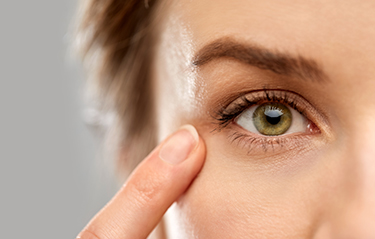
227, 131, 310, 154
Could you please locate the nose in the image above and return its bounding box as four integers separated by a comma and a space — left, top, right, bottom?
332, 115, 375, 238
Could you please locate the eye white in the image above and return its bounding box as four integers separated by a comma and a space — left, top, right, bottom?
235, 104, 308, 135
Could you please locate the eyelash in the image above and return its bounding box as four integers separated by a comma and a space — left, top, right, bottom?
211, 89, 318, 152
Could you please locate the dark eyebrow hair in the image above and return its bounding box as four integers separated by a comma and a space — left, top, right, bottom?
192, 37, 328, 82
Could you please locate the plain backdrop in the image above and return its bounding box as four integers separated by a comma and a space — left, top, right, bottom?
0, 0, 120, 238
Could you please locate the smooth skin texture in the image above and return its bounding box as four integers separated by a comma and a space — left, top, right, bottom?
152, 0, 375, 238
76, 125, 206, 239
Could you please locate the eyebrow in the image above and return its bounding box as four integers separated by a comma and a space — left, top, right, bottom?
192, 37, 328, 82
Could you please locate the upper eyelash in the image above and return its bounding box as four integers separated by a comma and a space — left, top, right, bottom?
211, 89, 308, 132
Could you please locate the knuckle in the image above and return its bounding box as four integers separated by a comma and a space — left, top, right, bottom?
129, 181, 158, 206
127, 172, 167, 207
76, 229, 102, 239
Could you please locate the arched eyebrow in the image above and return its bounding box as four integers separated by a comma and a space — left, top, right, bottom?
192, 37, 329, 83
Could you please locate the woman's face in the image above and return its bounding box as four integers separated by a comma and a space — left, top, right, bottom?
152, 0, 375, 237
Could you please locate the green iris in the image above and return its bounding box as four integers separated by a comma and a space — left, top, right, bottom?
252, 103, 292, 136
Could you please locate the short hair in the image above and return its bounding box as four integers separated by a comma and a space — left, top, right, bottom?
75, 0, 160, 177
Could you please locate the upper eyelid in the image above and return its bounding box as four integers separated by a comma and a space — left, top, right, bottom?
215, 90, 307, 119
226, 90, 304, 113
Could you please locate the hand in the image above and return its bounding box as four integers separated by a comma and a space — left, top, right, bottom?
76, 125, 206, 239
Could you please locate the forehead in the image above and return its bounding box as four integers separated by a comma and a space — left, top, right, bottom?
172, 0, 375, 47
159, 0, 375, 67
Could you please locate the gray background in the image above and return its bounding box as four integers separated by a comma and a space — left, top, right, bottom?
0, 1, 120, 238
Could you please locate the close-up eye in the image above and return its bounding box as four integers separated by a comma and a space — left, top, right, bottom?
236, 102, 308, 136
212, 89, 324, 151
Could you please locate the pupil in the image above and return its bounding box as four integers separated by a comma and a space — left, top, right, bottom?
265, 110, 282, 125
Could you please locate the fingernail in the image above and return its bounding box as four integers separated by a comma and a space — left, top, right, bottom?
159, 125, 199, 165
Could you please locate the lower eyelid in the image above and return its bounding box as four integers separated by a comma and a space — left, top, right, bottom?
226, 123, 319, 155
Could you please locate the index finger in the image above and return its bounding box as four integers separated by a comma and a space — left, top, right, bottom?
77, 125, 206, 239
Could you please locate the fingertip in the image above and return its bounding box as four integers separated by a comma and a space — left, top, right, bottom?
158, 124, 201, 165
178, 124, 199, 144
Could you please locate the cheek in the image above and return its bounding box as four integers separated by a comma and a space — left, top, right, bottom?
174, 160, 314, 238
170, 132, 346, 238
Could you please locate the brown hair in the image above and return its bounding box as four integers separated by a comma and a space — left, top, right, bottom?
75, 0, 160, 177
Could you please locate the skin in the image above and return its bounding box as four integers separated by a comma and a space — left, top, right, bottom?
78, 0, 375, 238
153, 0, 375, 238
